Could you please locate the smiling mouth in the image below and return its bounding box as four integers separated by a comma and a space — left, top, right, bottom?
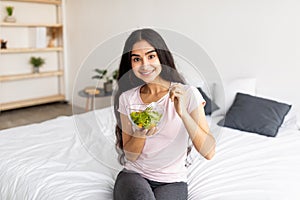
139, 70, 154, 76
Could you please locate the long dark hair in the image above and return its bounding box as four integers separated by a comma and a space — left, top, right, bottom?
114, 28, 185, 165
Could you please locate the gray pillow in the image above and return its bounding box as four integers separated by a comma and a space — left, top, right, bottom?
197, 87, 219, 115
218, 93, 291, 137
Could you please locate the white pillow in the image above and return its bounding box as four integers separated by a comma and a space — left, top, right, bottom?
212, 78, 256, 117
281, 107, 300, 130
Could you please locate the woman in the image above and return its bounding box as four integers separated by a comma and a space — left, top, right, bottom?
113, 28, 215, 200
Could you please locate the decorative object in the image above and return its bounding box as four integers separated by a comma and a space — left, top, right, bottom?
29, 56, 45, 73
84, 86, 100, 95
218, 92, 291, 137
92, 69, 118, 93
4, 6, 16, 23
197, 87, 219, 115
1, 39, 7, 49
47, 28, 57, 47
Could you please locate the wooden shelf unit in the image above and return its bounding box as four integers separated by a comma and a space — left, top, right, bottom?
0, 22, 63, 28
0, 47, 63, 53
1, 0, 61, 5
0, 70, 64, 82
0, 95, 65, 111
0, 0, 66, 111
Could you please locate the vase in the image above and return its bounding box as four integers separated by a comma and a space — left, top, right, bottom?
33, 67, 40, 73
104, 81, 113, 93
4, 16, 16, 23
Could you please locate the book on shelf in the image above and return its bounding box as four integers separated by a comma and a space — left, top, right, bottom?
29, 27, 47, 48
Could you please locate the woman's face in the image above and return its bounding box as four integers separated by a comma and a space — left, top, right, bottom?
130, 40, 162, 83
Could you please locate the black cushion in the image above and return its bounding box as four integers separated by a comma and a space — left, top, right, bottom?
197, 87, 219, 115
218, 93, 291, 137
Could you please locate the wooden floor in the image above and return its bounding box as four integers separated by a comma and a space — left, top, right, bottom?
0, 102, 84, 130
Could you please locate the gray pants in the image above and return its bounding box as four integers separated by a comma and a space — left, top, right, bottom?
113, 169, 188, 200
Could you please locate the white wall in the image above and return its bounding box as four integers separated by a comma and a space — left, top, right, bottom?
65, 0, 300, 111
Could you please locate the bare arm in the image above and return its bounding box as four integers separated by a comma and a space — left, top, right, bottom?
170, 84, 216, 160
120, 113, 156, 161
181, 105, 216, 159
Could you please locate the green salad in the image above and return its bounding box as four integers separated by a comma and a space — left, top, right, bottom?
130, 107, 162, 129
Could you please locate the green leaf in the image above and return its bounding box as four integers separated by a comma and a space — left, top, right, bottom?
92, 75, 103, 79
130, 107, 162, 129
93, 69, 108, 79
112, 70, 119, 80
29, 56, 45, 67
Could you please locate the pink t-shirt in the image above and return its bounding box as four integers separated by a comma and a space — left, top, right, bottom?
118, 83, 205, 182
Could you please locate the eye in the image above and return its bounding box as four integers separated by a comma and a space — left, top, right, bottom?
148, 54, 156, 59
132, 57, 140, 62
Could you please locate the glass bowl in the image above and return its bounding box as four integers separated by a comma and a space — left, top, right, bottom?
127, 103, 164, 131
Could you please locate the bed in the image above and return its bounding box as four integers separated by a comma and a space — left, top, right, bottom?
1, 101, 300, 200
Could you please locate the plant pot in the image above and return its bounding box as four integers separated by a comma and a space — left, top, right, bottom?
104, 81, 113, 93
33, 67, 40, 73
4, 16, 16, 23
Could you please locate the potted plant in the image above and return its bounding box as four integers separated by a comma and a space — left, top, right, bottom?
112, 69, 119, 80
92, 69, 118, 93
30, 56, 45, 73
4, 6, 16, 23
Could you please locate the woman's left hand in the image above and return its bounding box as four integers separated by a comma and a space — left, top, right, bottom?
169, 83, 188, 118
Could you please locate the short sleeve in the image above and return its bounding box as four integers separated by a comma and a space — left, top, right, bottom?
186, 85, 206, 113
118, 92, 128, 115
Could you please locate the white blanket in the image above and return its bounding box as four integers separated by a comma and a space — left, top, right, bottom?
1, 107, 300, 200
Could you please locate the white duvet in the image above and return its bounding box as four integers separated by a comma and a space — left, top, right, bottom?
1, 106, 300, 200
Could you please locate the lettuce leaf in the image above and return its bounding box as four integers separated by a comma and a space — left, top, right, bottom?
130, 107, 162, 129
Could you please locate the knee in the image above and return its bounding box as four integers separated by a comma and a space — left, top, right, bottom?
113, 171, 155, 200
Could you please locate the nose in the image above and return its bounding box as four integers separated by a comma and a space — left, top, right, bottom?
141, 57, 150, 69
141, 56, 150, 66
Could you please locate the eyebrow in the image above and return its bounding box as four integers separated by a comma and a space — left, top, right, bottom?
131, 49, 156, 57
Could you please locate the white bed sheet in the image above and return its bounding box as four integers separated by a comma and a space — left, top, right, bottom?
0, 108, 122, 200
1, 106, 300, 200
188, 123, 300, 200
